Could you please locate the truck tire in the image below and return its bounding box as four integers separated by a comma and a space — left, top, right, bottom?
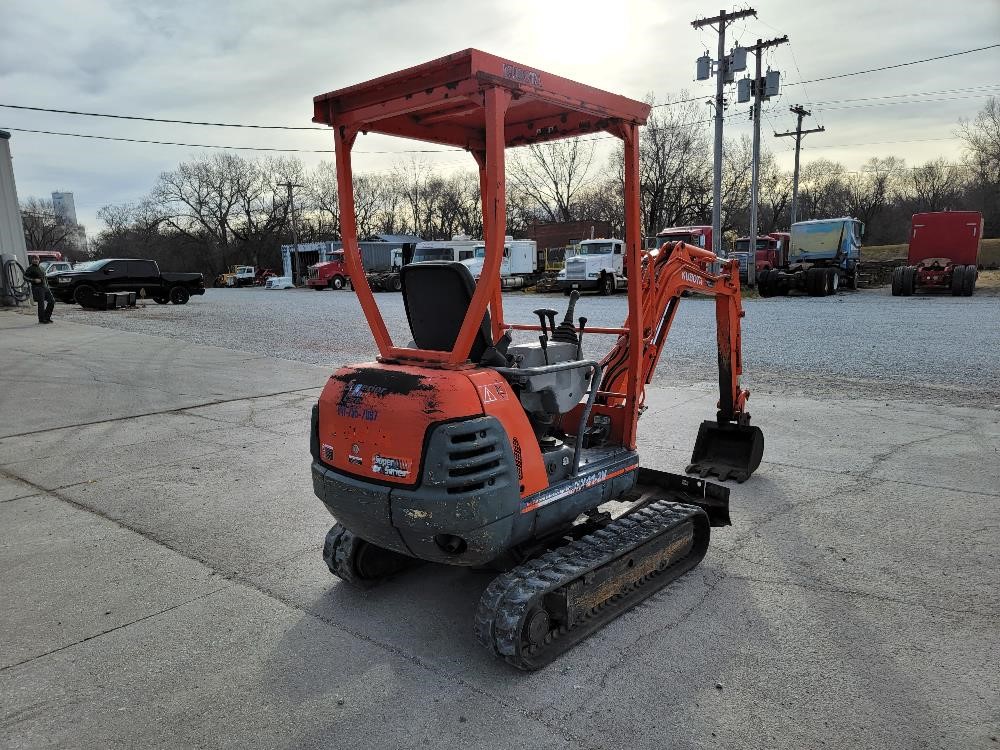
950, 265, 965, 295
901, 267, 916, 296
825, 268, 839, 295
599, 273, 615, 296
169, 286, 190, 305
331, 275, 345, 290
389, 276, 402, 292
758, 269, 774, 297
963, 265, 977, 296
891, 267, 903, 296
806, 267, 825, 296
73, 284, 97, 306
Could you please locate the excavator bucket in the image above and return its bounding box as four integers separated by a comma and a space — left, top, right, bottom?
686, 421, 764, 483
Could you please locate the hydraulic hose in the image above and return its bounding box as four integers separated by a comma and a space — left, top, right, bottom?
3, 258, 30, 303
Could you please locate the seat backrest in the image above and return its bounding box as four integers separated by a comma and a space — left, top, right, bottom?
400, 261, 492, 362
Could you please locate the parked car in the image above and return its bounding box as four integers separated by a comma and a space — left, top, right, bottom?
265, 276, 295, 289
41, 261, 73, 275
50, 258, 206, 305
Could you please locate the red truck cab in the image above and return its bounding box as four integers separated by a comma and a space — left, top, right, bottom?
893, 211, 982, 297
733, 232, 789, 271
307, 251, 350, 291
655, 225, 713, 251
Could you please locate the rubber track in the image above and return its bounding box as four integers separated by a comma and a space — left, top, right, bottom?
474, 500, 709, 671
322, 523, 373, 588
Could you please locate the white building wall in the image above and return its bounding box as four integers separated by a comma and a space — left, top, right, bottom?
0, 131, 28, 266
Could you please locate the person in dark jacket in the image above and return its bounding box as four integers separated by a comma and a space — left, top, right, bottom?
23, 259, 55, 324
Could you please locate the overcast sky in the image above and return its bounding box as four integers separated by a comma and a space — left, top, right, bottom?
2, 0, 998, 235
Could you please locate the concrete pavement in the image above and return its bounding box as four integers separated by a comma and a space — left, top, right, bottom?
1, 309, 997, 749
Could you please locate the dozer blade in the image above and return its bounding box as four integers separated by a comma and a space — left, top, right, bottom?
686, 420, 764, 483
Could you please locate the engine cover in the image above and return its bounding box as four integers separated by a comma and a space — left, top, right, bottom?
316, 362, 547, 496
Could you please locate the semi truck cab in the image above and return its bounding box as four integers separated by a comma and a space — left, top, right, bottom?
556, 238, 625, 295
730, 232, 789, 282
655, 226, 713, 252
228, 266, 256, 287
307, 251, 350, 290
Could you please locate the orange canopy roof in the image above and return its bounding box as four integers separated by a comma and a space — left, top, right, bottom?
313, 49, 650, 150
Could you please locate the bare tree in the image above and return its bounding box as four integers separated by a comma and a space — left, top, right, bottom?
797, 160, 850, 221
958, 97, 1000, 233
576, 178, 625, 238
633, 95, 713, 234
844, 157, 905, 237
959, 96, 1000, 187
508, 139, 597, 222
720, 135, 754, 235
307, 161, 341, 238
757, 153, 792, 233
20, 198, 82, 258
907, 158, 967, 213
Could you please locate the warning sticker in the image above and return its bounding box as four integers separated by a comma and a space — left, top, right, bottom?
481, 381, 509, 403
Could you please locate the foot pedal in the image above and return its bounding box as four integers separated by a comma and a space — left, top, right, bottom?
686, 420, 764, 483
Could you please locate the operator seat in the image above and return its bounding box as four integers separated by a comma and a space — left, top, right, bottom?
399, 261, 506, 365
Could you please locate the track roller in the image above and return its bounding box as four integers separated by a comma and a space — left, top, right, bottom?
474, 500, 709, 671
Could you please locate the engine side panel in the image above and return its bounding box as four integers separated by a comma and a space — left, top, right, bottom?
316, 363, 482, 486
465, 369, 548, 497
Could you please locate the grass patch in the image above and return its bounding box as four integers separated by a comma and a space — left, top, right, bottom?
864, 238, 1000, 266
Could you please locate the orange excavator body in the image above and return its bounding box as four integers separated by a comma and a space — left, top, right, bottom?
307, 49, 763, 670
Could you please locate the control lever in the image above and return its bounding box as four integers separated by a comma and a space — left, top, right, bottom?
552, 290, 580, 345
577, 316, 587, 359
532, 308, 551, 337
532, 308, 553, 365
544, 310, 557, 339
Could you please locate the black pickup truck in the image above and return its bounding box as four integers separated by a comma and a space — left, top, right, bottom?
50, 258, 206, 305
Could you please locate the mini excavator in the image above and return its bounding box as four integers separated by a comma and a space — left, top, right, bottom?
309, 50, 764, 670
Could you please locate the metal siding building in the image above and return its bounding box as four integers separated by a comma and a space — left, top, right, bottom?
0, 131, 28, 266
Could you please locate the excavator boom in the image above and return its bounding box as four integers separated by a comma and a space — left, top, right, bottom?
598, 241, 763, 482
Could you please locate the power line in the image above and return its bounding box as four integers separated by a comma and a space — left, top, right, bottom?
816, 93, 1000, 112
0, 103, 326, 130
4, 77, 993, 155
0, 126, 464, 155
784, 43, 1000, 86
801, 136, 959, 149
1, 102, 763, 154
651, 96, 704, 110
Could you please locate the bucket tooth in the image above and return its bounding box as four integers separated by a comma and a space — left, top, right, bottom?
686, 420, 764, 483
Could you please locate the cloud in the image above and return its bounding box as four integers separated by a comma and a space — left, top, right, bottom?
2, 0, 997, 234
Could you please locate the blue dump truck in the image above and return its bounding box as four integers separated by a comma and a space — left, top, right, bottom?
758, 217, 863, 297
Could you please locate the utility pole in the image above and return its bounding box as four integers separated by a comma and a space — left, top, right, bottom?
278, 181, 303, 285
775, 106, 824, 224
692, 7, 757, 257
745, 35, 788, 286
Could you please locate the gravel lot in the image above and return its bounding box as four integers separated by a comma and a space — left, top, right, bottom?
57, 286, 1000, 404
